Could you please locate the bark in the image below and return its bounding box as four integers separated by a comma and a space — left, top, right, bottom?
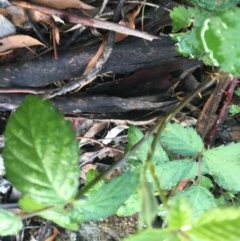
0, 94, 177, 119
0, 36, 179, 87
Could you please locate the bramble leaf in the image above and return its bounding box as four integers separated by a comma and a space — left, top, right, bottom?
234, 87, 240, 96
170, 6, 199, 32
84, 169, 103, 197
200, 9, 240, 75
20, 196, 81, 230
116, 191, 141, 216
40, 206, 81, 230
161, 123, 204, 156
172, 7, 240, 75
175, 186, 216, 218
72, 170, 140, 221
170, 9, 211, 63
4, 96, 79, 205
188, 208, 240, 241
155, 159, 195, 189
229, 104, 240, 116
0, 209, 23, 235
127, 126, 169, 165
203, 142, 240, 191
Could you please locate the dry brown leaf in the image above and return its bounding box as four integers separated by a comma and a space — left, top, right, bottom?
83, 4, 142, 75
30, 0, 94, 10
28, 8, 52, 23
28, 9, 60, 58
44, 227, 59, 241
83, 41, 106, 75
81, 121, 108, 144
0, 35, 45, 52
0, 6, 26, 26
115, 4, 143, 42
29, 9, 60, 44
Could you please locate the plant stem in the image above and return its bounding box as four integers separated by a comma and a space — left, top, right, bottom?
76, 78, 216, 200
145, 77, 216, 207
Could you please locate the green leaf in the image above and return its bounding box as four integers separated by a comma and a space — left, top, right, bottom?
116, 191, 141, 216
84, 169, 103, 196
229, 104, 240, 116
19, 195, 47, 211
171, 12, 212, 65
161, 123, 204, 156
0, 209, 23, 236
155, 159, 195, 189
200, 8, 240, 75
203, 143, 240, 191
40, 206, 81, 230
172, 8, 240, 75
188, 160, 209, 179
127, 126, 169, 165
123, 229, 175, 241
188, 0, 240, 12
72, 170, 140, 221
234, 87, 240, 96
4, 96, 79, 205
168, 198, 192, 229
175, 186, 216, 218
20, 196, 81, 230
188, 208, 240, 241
170, 6, 200, 32
199, 176, 213, 189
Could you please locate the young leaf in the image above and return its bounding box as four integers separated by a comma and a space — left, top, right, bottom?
0, 209, 23, 235
72, 170, 140, 221
188, 208, 240, 241
127, 126, 169, 166
4, 96, 79, 205
168, 198, 192, 229
170, 6, 199, 32
203, 143, 240, 191
175, 186, 216, 218
154, 159, 195, 189
161, 123, 204, 156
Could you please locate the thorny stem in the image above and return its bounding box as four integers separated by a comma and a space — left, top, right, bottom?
205, 77, 239, 147
76, 78, 216, 200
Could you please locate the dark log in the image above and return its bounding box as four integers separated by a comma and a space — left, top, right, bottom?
88, 58, 200, 96
0, 94, 177, 119
0, 36, 180, 87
